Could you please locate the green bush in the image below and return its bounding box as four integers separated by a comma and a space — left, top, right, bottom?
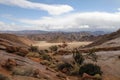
38, 50, 45, 55
44, 49, 49, 53
57, 62, 73, 74
79, 63, 102, 77
49, 45, 58, 52
41, 54, 52, 61
73, 50, 84, 65
29, 45, 39, 52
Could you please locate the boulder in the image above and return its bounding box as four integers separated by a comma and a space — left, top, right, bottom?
81, 73, 102, 80
0, 45, 6, 50
1, 58, 17, 71
6, 46, 29, 57
0, 74, 11, 80
6, 46, 19, 53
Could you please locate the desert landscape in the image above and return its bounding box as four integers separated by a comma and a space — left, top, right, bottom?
0, 0, 120, 80
0, 29, 120, 80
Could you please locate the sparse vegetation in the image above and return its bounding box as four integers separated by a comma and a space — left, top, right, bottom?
73, 49, 84, 65
57, 62, 73, 74
44, 49, 49, 53
27, 52, 40, 58
41, 54, 52, 61
55, 49, 103, 80
39, 50, 46, 54
58, 42, 68, 48
40, 60, 51, 66
12, 66, 33, 76
87, 49, 98, 62
68, 49, 85, 75
79, 63, 102, 77
29, 45, 39, 52
2, 29, 120, 80
70, 64, 80, 75
49, 45, 58, 52
12, 66, 49, 79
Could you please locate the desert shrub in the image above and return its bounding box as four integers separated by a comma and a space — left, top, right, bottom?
62, 42, 68, 48
70, 64, 80, 75
41, 54, 52, 61
73, 50, 84, 65
38, 50, 46, 55
12, 66, 33, 76
87, 50, 98, 62
40, 60, 51, 66
29, 45, 39, 52
44, 49, 49, 53
0, 74, 10, 80
89, 48, 96, 53
79, 63, 102, 77
57, 62, 73, 74
68, 49, 84, 75
49, 45, 58, 52
49, 64, 56, 68
27, 52, 40, 58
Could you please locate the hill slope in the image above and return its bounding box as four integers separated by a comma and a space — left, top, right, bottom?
86, 29, 120, 47
0, 33, 33, 46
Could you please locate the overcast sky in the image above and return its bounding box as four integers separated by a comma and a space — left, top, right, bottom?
0, 0, 120, 31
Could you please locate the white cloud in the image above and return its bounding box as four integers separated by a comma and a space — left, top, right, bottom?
1, 11, 120, 31
19, 12, 120, 31
0, 21, 51, 31
0, 21, 30, 31
0, 0, 73, 15
0, 21, 14, 31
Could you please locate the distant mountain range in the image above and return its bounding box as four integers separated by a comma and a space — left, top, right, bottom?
0, 30, 112, 42
0, 30, 111, 36
0, 30, 47, 34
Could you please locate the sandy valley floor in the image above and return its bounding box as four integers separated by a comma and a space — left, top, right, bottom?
33, 41, 92, 49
